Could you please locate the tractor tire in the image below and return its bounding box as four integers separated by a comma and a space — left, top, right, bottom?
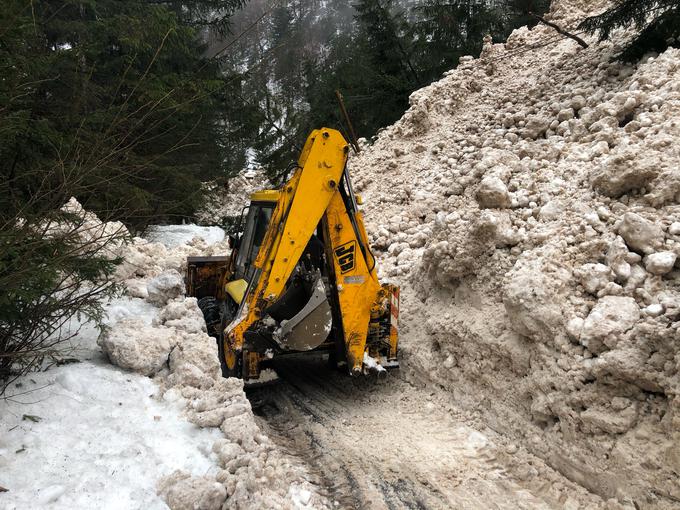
197, 296, 221, 337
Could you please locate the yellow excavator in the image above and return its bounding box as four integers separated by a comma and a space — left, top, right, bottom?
186, 128, 399, 383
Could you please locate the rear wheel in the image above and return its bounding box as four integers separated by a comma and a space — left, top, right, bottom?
197, 296, 221, 337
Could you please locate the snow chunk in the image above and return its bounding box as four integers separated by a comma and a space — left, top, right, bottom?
606, 236, 632, 281
98, 319, 176, 376
147, 269, 185, 305
644, 251, 677, 275
158, 471, 227, 510
363, 351, 386, 373
618, 212, 664, 255
475, 176, 511, 209
580, 296, 640, 354
503, 249, 572, 343
591, 153, 658, 198
576, 263, 612, 295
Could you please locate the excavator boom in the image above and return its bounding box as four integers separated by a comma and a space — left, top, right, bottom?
189, 128, 399, 382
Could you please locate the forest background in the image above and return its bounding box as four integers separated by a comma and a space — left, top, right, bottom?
5, 0, 676, 387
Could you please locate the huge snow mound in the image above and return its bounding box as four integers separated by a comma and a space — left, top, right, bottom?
351, 0, 680, 506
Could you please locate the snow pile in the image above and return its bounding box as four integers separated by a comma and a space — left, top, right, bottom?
99, 232, 329, 509
0, 298, 221, 510
196, 170, 270, 225
352, 0, 680, 505
113, 228, 231, 301
38, 197, 129, 259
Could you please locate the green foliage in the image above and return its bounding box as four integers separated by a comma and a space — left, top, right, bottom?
0, 0, 243, 390
579, 0, 680, 61
218, 0, 550, 179
0, 210, 124, 392
1, 0, 242, 228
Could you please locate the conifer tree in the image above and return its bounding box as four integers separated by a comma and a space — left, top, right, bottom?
579, 0, 680, 60
0, 0, 243, 390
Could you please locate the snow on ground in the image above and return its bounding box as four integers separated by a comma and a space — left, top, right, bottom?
0, 306, 221, 510
1, 216, 327, 510
146, 225, 225, 249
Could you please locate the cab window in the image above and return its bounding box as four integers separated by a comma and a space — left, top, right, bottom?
235, 203, 274, 281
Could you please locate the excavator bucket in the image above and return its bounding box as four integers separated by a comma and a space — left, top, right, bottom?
272, 277, 333, 351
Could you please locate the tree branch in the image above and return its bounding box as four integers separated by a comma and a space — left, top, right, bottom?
530, 12, 589, 48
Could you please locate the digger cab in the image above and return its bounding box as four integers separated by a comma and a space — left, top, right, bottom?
230, 190, 279, 282
186, 190, 279, 332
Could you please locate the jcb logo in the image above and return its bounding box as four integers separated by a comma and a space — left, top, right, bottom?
334, 241, 356, 274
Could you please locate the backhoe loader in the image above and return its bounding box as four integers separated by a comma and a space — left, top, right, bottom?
186, 128, 399, 383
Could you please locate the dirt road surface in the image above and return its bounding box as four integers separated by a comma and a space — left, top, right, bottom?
247, 357, 604, 509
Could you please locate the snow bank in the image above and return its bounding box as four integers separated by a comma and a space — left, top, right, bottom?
351, 0, 680, 505
2, 211, 325, 509
0, 322, 221, 510
45, 197, 130, 259
101, 230, 329, 509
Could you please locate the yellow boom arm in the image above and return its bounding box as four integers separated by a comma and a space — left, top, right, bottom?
225, 128, 395, 378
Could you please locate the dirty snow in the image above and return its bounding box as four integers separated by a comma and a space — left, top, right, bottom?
351, 0, 680, 505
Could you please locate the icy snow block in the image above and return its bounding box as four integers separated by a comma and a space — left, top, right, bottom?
97, 319, 175, 376
146, 269, 185, 305
644, 251, 677, 275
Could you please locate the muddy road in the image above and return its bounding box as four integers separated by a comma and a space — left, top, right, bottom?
246, 357, 602, 509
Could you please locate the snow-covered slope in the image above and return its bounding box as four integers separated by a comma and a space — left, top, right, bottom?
351, 0, 680, 506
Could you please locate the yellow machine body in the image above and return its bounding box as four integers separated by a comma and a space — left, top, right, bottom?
188, 128, 399, 382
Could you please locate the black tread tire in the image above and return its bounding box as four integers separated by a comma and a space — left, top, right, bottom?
197, 296, 221, 337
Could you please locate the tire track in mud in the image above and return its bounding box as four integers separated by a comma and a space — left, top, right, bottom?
246, 357, 564, 510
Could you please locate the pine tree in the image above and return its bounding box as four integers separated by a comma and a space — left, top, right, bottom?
579, 0, 680, 61
0, 0, 242, 229
0, 0, 243, 390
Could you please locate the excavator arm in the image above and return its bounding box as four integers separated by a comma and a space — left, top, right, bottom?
223, 128, 399, 380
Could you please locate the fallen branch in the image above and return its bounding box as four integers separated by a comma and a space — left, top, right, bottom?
530, 12, 589, 48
